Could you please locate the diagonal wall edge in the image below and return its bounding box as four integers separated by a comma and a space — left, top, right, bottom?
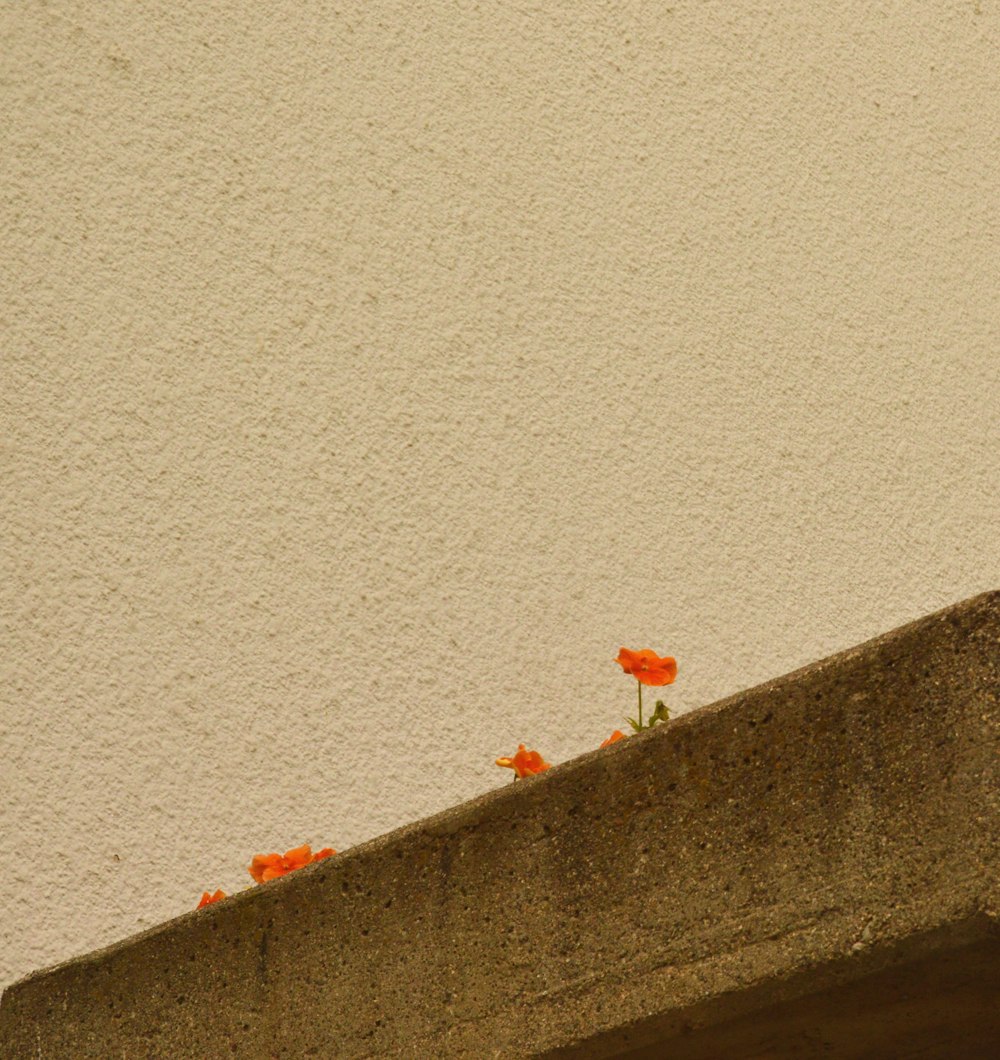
2, 591, 998, 1058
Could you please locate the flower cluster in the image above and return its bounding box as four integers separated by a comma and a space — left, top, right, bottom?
197, 844, 336, 909
249, 844, 336, 884
496, 645, 677, 780
200, 645, 676, 907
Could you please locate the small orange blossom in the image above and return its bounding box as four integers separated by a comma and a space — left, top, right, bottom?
495, 744, 551, 779
615, 648, 677, 687
600, 729, 626, 748
197, 889, 226, 908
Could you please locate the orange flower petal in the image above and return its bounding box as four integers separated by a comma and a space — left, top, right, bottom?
615, 647, 640, 673
600, 729, 626, 748
636, 665, 676, 687
283, 844, 313, 872
197, 889, 226, 909
311, 848, 336, 862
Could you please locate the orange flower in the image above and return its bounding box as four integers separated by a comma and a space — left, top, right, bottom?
615, 647, 677, 687
248, 844, 337, 884
600, 729, 626, 748
248, 853, 284, 884
495, 744, 551, 779
197, 889, 226, 909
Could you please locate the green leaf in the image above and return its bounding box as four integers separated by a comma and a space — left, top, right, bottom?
646, 700, 670, 726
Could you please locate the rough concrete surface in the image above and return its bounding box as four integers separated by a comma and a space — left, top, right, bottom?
2, 591, 997, 1057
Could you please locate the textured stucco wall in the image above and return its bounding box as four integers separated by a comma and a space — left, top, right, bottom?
1, 0, 998, 993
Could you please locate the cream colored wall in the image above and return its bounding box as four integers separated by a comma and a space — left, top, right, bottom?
2, 0, 998, 992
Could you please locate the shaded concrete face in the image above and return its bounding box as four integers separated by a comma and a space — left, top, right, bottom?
1, 592, 998, 1057
596, 920, 1000, 1060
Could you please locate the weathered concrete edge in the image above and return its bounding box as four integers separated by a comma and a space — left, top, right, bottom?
537, 590, 1000, 1056
2, 590, 998, 1057
5, 589, 992, 997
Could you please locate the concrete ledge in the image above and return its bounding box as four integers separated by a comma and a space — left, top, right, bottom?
2, 592, 998, 1058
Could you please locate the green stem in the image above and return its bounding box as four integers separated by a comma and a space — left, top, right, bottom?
637, 679, 643, 729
